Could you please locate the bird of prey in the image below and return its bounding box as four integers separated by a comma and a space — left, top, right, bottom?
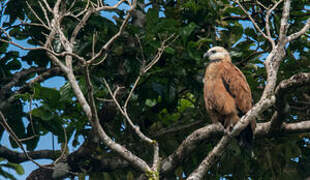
203, 46, 256, 147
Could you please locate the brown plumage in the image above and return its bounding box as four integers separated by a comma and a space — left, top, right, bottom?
203, 46, 256, 147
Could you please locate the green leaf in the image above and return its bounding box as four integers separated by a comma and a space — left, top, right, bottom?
4, 162, 24, 175
164, 47, 175, 54
31, 107, 53, 121
0, 42, 9, 54
181, 22, 197, 43
34, 85, 60, 108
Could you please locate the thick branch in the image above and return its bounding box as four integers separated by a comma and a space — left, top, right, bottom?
271, 72, 310, 130
187, 95, 275, 179
256, 120, 310, 137
161, 119, 310, 176
160, 124, 224, 174
278, 0, 290, 43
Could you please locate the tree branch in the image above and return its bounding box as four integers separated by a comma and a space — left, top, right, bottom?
0, 67, 46, 97
161, 123, 224, 175
0, 145, 60, 163
186, 1, 307, 178
270, 72, 310, 130
233, 0, 275, 46
0, 67, 62, 110
264, 0, 283, 48
287, 17, 310, 42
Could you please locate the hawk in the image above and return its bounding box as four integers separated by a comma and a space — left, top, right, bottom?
203, 46, 256, 147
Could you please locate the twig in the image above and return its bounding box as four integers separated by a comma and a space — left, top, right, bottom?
70, 9, 93, 43
73, 0, 90, 18
38, 1, 51, 27
144, 34, 177, 72
29, 88, 37, 137
87, 2, 134, 65
41, 0, 53, 13
256, 0, 267, 10
265, 0, 284, 48
0, 111, 43, 168
103, 78, 153, 144
26, 1, 49, 29
233, 0, 274, 46
95, 0, 127, 11
92, 53, 108, 66
124, 76, 141, 111
54, 127, 68, 164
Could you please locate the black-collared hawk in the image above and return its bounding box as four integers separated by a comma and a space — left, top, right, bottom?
203, 46, 256, 147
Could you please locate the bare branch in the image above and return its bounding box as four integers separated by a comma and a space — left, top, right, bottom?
124, 76, 141, 111
265, 0, 284, 48
70, 9, 93, 43
95, 0, 127, 11
161, 123, 224, 174
287, 17, 310, 42
256, 120, 310, 136
41, 0, 53, 13
278, 0, 291, 43
54, 127, 68, 164
233, 0, 274, 46
144, 34, 177, 73
102, 34, 176, 175
124, 34, 176, 111
0, 111, 44, 168
53, 0, 62, 16
271, 72, 310, 130
161, 118, 310, 175
0, 39, 84, 67
103, 78, 153, 144
0, 67, 62, 110
26, 1, 49, 29
256, 1, 267, 10
38, 1, 51, 27
87, 2, 135, 65
73, 0, 90, 18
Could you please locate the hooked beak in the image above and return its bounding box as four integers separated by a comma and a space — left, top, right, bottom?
203, 51, 210, 59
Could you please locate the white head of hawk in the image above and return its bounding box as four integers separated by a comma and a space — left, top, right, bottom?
203, 46, 231, 62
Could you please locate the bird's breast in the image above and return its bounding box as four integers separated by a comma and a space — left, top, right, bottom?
204, 63, 220, 80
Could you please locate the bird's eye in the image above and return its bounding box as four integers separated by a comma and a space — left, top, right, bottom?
211, 50, 216, 54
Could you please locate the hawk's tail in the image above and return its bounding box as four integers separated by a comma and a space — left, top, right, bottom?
237, 124, 254, 149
